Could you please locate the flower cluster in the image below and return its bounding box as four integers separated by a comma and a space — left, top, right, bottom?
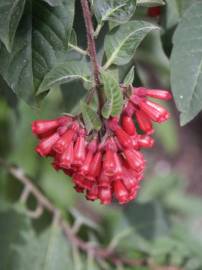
32, 87, 172, 205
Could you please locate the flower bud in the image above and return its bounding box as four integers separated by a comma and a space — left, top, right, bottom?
121, 115, 137, 136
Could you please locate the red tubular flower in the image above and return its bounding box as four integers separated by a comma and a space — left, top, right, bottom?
59, 142, 74, 169
35, 132, 60, 157
87, 151, 102, 181
127, 189, 138, 202
98, 171, 111, 187
139, 100, 170, 123
53, 124, 77, 154
133, 87, 172, 101
121, 115, 137, 136
80, 139, 97, 175
73, 130, 86, 166
122, 168, 138, 191
73, 174, 93, 190
113, 180, 129, 204
32, 119, 59, 136
103, 148, 115, 176
135, 110, 154, 134
124, 149, 145, 173
148, 6, 161, 17
113, 152, 123, 179
98, 186, 112, 205
86, 185, 98, 201
137, 135, 155, 148
144, 89, 172, 100
114, 126, 133, 149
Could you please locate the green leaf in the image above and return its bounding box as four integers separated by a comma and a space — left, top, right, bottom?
170, 2, 202, 125
137, 0, 165, 7
0, 0, 75, 103
0, 206, 32, 270
38, 60, 91, 93
0, 0, 25, 52
13, 225, 72, 270
81, 101, 102, 132
104, 20, 159, 68
123, 66, 135, 85
92, 0, 136, 24
42, 0, 63, 6
0, 74, 18, 110
69, 29, 77, 46
101, 71, 123, 118
124, 201, 170, 240
61, 80, 87, 113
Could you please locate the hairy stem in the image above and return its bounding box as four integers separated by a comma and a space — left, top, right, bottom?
80, 0, 104, 111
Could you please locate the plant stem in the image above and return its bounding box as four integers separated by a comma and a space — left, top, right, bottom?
80, 0, 104, 111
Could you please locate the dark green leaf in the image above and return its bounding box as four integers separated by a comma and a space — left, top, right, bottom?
101, 71, 123, 118
0, 74, 18, 111
81, 101, 102, 132
0, 206, 32, 270
92, 0, 136, 24
124, 201, 170, 240
0, 0, 75, 103
39, 60, 91, 93
137, 0, 165, 7
0, 0, 25, 51
170, 2, 202, 125
104, 20, 159, 68
61, 80, 87, 113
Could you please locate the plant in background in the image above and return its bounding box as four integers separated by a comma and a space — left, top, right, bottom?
1, 0, 202, 269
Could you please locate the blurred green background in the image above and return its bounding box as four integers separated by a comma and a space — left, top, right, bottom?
1, 1, 202, 270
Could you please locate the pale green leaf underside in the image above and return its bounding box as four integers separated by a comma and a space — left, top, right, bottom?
104, 20, 159, 67
101, 71, 123, 118
39, 60, 91, 92
123, 66, 135, 85
0, 0, 25, 52
13, 227, 72, 270
92, 0, 136, 24
137, 0, 165, 7
171, 2, 202, 125
81, 101, 102, 132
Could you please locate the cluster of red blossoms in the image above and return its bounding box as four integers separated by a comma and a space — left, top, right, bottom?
32, 87, 172, 205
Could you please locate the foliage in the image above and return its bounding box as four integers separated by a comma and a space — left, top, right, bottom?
0, 0, 202, 269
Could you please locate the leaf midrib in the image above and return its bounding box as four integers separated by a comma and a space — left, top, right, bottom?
105, 25, 157, 68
